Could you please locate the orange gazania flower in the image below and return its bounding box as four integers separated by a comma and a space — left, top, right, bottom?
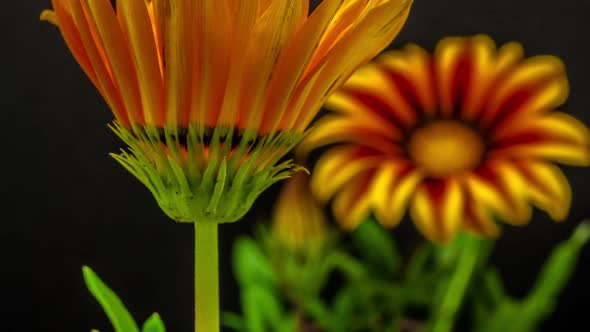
302, 35, 590, 242
41, 0, 412, 223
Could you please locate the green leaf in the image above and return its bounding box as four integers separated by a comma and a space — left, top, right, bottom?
511, 221, 590, 331
405, 243, 434, 281
82, 266, 140, 332
351, 218, 400, 277
142, 313, 166, 332
471, 268, 508, 325
427, 234, 492, 332
233, 237, 277, 288
303, 298, 333, 331
242, 284, 285, 332
473, 222, 590, 332
222, 312, 245, 331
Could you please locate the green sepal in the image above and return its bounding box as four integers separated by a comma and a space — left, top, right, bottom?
82, 266, 140, 332
110, 122, 304, 224
141, 313, 166, 332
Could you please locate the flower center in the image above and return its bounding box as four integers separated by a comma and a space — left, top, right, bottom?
408, 121, 485, 177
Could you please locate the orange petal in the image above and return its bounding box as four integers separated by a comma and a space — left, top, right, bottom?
242, 1, 303, 131
305, 0, 371, 76
194, 0, 232, 127
84, 0, 144, 124
116, 0, 165, 126
64, 0, 129, 126
260, 0, 343, 133
293, 0, 412, 131
217, 0, 259, 128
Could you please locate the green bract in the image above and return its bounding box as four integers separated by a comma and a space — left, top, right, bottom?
110, 122, 304, 223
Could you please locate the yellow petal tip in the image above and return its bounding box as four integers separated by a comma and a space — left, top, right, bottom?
40, 10, 58, 26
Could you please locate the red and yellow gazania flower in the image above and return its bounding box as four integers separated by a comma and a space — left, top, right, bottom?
301, 35, 590, 242
41, 0, 412, 223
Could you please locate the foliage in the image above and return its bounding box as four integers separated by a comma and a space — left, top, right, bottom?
82, 266, 166, 332
224, 220, 590, 332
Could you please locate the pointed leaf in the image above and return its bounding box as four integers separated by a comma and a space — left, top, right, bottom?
142, 313, 166, 332
242, 284, 284, 332
82, 266, 140, 332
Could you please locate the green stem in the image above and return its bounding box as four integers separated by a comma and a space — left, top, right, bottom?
195, 222, 219, 332
431, 236, 481, 332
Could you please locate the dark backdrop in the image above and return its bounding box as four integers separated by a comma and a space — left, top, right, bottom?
4, 0, 590, 331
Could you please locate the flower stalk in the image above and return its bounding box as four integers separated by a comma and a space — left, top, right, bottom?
195, 222, 219, 332
431, 235, 483, 332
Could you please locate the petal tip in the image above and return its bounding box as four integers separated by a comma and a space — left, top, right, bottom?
40, 9, 58, 26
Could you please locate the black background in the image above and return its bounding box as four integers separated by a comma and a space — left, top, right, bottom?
4, 0, 590, 331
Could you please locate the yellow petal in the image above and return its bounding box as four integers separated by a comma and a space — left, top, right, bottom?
41, 9, 58, 26
434, 36, 467, 117
465, 160, 532, 226
460, 35, 497, 120
482, 55, 569, 127
298, 115, 403, 159
380, 44, 437, 117
325, 90, 406, 138
332, 171, 374, 230
328, 63, 417, 128
490, 112, 590, 166
410, 178, 464, 243
312, 145, 383, 200
370, 162, 422, 227
515, 161, 572, 221
462, 200, 501, 237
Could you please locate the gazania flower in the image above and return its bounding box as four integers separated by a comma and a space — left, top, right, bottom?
41, 0, 412, 223
272, 172, 327, 251
301, 35, 590, 242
